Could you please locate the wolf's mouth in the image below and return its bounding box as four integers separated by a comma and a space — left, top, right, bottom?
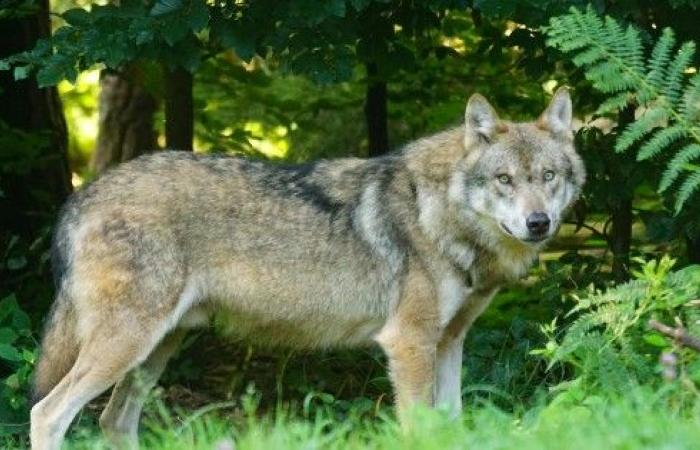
523, 236, 548, 243
499, 222, 513, 236
500, 222, 549, 243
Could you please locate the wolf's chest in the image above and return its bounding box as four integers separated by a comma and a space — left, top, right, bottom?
434, 243, 536, 328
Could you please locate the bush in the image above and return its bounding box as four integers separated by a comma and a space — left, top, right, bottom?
534, 256, 700, 401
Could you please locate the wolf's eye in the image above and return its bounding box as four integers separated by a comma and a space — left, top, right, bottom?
497, 174, 512, 185
543, 170, 555, 182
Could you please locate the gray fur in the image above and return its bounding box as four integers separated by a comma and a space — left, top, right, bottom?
31, 88, 585, 450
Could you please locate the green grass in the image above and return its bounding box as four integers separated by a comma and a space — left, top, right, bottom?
7, 388, 696, 450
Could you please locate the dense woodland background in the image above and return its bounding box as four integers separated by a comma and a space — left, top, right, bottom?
2, 0, 700, 448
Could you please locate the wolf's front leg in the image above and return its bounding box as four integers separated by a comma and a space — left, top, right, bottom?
376, 266, 443, 426
378, 324, 437, 424
435, 332, 465, 416
434, 288, 499, 418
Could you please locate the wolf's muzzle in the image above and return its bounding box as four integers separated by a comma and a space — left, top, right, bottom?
526, 212, 550, 236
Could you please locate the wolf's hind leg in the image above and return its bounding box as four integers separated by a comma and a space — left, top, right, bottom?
29, 325, 168, 450
99, 328, 187, 449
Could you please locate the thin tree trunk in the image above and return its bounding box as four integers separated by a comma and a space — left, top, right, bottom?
164, 66, 194, 151
610, 104, 636, 282
90, 67, 157, 174
686, 235, 700, 264
364, 63, 389, 157
0, 0, 71, 235
610, 197, 633, 281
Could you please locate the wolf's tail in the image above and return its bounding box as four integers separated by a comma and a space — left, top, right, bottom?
30, 292, 79, 406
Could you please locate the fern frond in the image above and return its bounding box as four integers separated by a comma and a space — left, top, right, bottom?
546, 7, 700, 211
659, 143, 700, 191
640, 28, 676, 104
637, 124, 688, 160
572, 47, 607, 66
680, 74, 700, 123
596, 92, 633, 115
586, 62, 635, 93
662, 41, 696, 105
674, 169, 700, 213
614, 108, 667, 153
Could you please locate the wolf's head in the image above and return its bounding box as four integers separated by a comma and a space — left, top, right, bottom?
445, 88, 585, 247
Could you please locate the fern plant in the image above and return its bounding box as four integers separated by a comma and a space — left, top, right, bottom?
533, 256, 700, 392
545, 7, 700, 212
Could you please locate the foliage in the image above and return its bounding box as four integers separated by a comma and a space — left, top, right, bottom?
0, 0, 470, 86
3, 388, 700, 449
0, 122, 55, 436
189, 8, 552, 162
0, 121, 51, 186
472, 0, 593, 26
545, 6, 700, 212
0, 230, 49, 437
0, 294, 35, 436
535, 256, 700, 397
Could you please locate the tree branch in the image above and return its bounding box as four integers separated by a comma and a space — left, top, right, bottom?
648, 319, 700, 352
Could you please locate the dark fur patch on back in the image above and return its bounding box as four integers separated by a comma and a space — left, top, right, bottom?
242, 161, 345, 216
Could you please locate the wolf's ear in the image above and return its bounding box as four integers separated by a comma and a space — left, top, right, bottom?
538, 87, 573, 138
465, 93, 500, 141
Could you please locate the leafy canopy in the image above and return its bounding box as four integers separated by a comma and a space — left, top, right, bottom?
0, 0, 468, 86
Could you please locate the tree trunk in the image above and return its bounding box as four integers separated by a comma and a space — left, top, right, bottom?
90, 68, 157, 174
610, 197, 633, 282
364, 63, 389, 157
609, 104, 636, 282
686, 235, 700, 264
164, 66, 194, 151
0, 0, 71, 235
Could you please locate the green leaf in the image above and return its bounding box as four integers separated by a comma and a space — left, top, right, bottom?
160, 17, 190, 45
643, 332, 668, 347
5, 373, 20, 389
211, 19, 256, 61
615, 108, 667, 153
0, 328, 18, 345
674, 168, 700, 213
327, 0, 346, 17
596, 92, 631, 115
150, 0, 183, 16
11, 309, 30, 333
636, 124, 687, 161
188, 0, 209, 32
660, 144, 700, 192
13, 66, 29, 81
350, 0, 372, 11
0, 344, 21, 362
6, 256, 26, 270
0, 295, 18, 322
22, 349, 36, 363
62, 8, 91, 26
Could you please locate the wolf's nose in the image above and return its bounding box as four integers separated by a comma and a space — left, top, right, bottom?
526, 212, 550, 234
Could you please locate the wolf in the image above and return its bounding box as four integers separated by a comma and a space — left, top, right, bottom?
29, 88, 584, 449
